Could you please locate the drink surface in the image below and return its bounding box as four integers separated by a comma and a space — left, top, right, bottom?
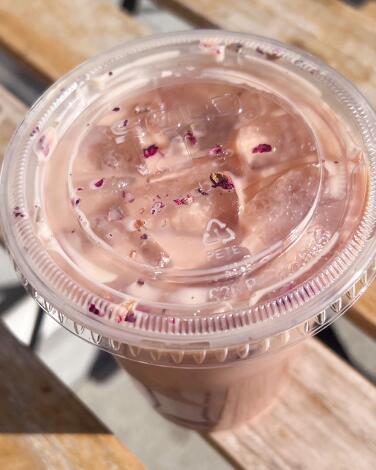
10, 36, 368, 330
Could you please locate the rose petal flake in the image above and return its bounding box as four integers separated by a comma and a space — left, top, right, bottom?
88, 303, 105, 316
209, 144, 226, 157
30, 126, 40, 137
34, 128, 57, 159
184, 130, 197, 146
143, 144, 159, 158
173, 194, 193, 205
227, 42, 243, 53
112, 106, 120, 112
91, 178, 105, 189
151, 201, 165, 215
210, 172, 234, 190
252, 143, 272, 153
255, 46, 281, 61
123, 191, 135, 202
125, 312, 136, 323
199, 40, 225, 62
13, 206, 25, 218
197, 187, 209, 196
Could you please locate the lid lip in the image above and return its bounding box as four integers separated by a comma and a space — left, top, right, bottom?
1, 30, 376, 347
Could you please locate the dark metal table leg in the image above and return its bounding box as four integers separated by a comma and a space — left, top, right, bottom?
29, 306, 44, 350
317, 325, 351, 363
0, 285, 28, 314
122, 0, 138, 13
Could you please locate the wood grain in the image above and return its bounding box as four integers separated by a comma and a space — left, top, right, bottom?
0, 85, 26, 243
0, 0, 149, 81
156, 0, 376, 106
348, 287, 376, 339
0, 84, 26, 168
0, 321, 147, 470
155, 0, 376, 338
208, 338, 376, 470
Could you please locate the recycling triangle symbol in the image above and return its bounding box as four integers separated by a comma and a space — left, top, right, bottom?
202, 219, 236, 246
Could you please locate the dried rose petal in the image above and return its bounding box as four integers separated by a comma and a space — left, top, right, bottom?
37, 135, 50, 157
112, 106, 120, 112
135, 219, 145, 230
125, 312, 136, 323
252, 143, 272, 153
184, 130, 197, 146
151, 201, 165, 215
210, 172, 234, 190
30, 126, 40, 137
90, 178, 105, 189
140, 233, 148, 240
123, 191, 135, 203
115, 314, 123, 323
137, 279, 145, 286
143, 144, 159, 158
122, 119, 128, 127
76, 187, 84, 191
173, 194, 193, 206
255, 46, 281, 61
197, 187, 209, 196
199, 41, 225, 62
13, 206, 25, 218
72, 198, 80, 206
108, 71, 113, 76
209, 144, 225, 157
227, 42, 243, 53
88, 303, 105, 316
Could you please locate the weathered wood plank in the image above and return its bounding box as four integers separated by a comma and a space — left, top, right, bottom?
208, 338, 376, 470
155, 0, 376, 335
348, 287, 376, 340
0, 0, 149, 81
0, 321, 147, 470
156, 0, 376, 105
0, 85, 27, 242
0, 84, 26, 167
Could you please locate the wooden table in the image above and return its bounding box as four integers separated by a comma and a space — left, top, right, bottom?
208, 339, 376, 470
0, 322, 146, 470
153, 0, 376, 341
0, 1, 376, 468
1, 0, 375, 339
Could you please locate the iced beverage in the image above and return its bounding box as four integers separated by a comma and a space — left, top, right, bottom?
1, 31, 376, 430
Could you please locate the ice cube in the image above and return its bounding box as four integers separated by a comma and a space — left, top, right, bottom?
242, 165, 319, 249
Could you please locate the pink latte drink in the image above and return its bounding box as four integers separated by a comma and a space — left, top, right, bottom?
2, 32, 376, 430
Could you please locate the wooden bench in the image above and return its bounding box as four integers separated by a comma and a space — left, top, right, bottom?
0, 322, 146, 469
0, 1, 375, 468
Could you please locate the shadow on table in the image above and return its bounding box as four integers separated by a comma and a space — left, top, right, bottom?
0, 321, 111, 433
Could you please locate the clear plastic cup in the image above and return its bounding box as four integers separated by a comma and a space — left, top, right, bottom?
1, 30, 376, 430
